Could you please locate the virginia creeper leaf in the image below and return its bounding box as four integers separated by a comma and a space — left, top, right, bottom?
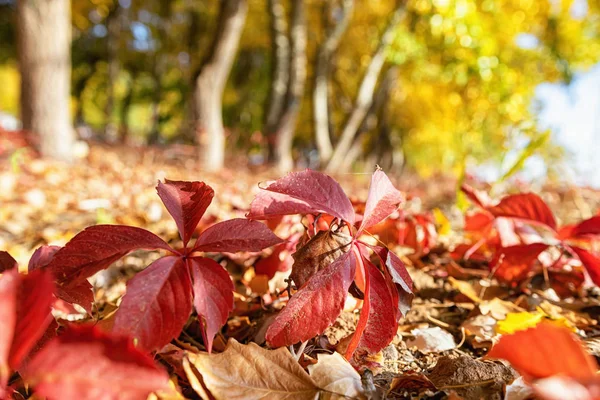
156, 180, 214, 246
570, 246, 600, 287
185, 339, 320, 400
9, 269, 55, 371
24, 325, 170, 400
193, 218, 283, 253
570, 216, 600, 238
45, 225, 172, 286
56, 280, 95, 314
113, 256, 193, 352
461, 184, 493, 208
486, 323, 597, 381
28, 245, 60, 271
0, 251, 17, 273
0, 270, 18, 391
486, 193, 557, 230
358, 169, 403, 233
267, 250, 356, 347
347, 256, 398, 360
188, 257, 234, 353
489, 243, 549, 283
248, 170, 355, 224
371, 245, 413, 316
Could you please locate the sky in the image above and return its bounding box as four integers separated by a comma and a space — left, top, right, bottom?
535, 64, 600, 187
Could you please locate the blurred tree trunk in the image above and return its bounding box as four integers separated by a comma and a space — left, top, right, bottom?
194, 0, 248, 172
264, 0, 290, 162
17, 0, 74, 162
325, 5, 403, 173
272, 0, 306, 172
314, 0, 353, 165
105, 2, 122, 142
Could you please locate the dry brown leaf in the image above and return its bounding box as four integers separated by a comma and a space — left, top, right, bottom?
184, 339, 320, 400
307, 352, 366, 400
291, 230, 352, 287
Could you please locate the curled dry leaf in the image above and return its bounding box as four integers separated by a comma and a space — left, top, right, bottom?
185, 339, 320, 400
307, 352, 366, 400
291, 230, 352, 288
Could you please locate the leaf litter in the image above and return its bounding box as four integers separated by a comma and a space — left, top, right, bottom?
2, 145, 600, 399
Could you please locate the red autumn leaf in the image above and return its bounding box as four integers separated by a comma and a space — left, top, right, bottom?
188, 257, 234, 353
113, 256, 193, 352
24, 325, 170, 400
0, 251, 17, 273
193, 218, 283, 253
486, 193, 557, 230
486, 323, 597, 381
156, 180, 214, 246
28, 245, 61, 271
490, 243, 549, 282
56, 280, 95, 315
9, 270, 55, 371
346, 256, 398, 360
371, 245, 413, 317
45, 225, 172, 287
266, 250, 356, 347
0, 270, 18, 391
0, 269, 55, 393
248, 170, 355, 224
464, 211, 494, 234
358, 169, 403, 233
255, 242, 294, 279
461, 184, 493, 208
570, 216, 600, 238
570, 246, 600, 287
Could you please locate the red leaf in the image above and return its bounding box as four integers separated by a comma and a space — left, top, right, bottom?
346, 255, 398, 360
464, 211, 494, 233
156, 180, 214, 246
571, 246, 600, 287
9, 270, 55, 371
255, 241, 296, 279
56, 280, 95, 314
188, 257, 234, 353
28, 245, 61, 271
490, 243, 549, 283
0, 270, 18, 390
461, 184, 493, 208
0, 251, 17, 273
358, 169, 403, 234
113, 256, 193, 352
248, 170, 355, 224
570, 216, 600, 238
486, 193, 556, 230
486, 323, 597, 381
266, 250, 356, 347
45, 225, 172, 287
193, 218, 283, 253
24, 325, 170, 400
371, 246, 413, 316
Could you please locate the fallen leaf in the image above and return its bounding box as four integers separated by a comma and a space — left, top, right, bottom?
185, 339, 320, 400
406, 327, 456, 353
307, 352, 366, 399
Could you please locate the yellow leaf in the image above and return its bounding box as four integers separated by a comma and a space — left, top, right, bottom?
495, 308, 575, 335
432, 208, 451, 235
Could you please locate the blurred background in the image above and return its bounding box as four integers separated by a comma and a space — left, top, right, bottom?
1, 0, 600, 185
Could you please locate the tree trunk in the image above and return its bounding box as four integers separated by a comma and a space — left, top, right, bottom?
273, 0, 307, 172
314, 0, 353, 164
264, 0, 290, 162
194, 0, 248, 171
325, 5, 403, 173
17, 0, 74, 162
339, 67, 397, 171
105, 3, 122, 142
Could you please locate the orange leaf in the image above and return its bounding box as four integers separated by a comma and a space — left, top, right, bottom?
486, 323, 597, 381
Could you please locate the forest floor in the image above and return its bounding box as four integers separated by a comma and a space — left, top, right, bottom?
3, 143, 600, 399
